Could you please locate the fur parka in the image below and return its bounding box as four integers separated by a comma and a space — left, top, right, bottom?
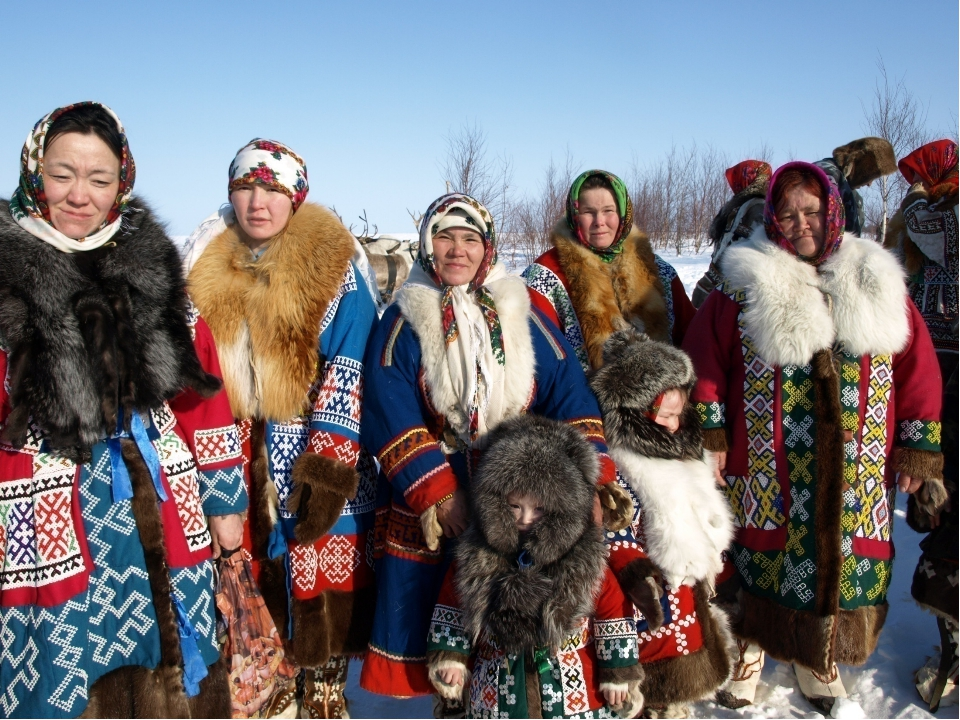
426, 414, 644, 717
189, 202, 377, 670
0, 198, 220, 457
591, 331, 735, 705
549, 220, 669, 369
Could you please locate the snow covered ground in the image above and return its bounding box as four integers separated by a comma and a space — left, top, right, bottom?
340, 244, 952, 719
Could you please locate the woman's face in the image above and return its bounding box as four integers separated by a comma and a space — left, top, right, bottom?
575, 187, 620, 249
432, 227, 485, 286
42, 132, 121, 239
230, 183, 294, 243
775, 185, 825, 257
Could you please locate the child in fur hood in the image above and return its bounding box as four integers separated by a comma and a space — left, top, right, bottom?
591, 329, 735, 717
426, 414, 644, 718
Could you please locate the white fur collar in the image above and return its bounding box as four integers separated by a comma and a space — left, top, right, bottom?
721, 229, 909, 366
610, 449, 733, 590
394, 275, 535, 439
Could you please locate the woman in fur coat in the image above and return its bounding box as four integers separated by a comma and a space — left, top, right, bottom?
590, 330, 734, 717
522, 170, 695, 370
359, 193, 620, 705
426, 415, 644, 719
684, 161, 946, 712
187, 139, 378, 718
0, 102, 248, 717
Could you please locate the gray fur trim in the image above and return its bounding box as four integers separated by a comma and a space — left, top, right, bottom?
0, 197, 219, 455
592, 330, 701, 460
454, 414, 607, 655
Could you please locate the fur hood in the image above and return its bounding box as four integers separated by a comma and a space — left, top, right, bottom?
0, 198, 220, 455
394, 275, 534, 439
591, 329, 700, 461
721, 228, 910, 367
592, 332, 733, 588
550, 219, 669, 368
454, 415, 607, 653
188, 202, 355, 420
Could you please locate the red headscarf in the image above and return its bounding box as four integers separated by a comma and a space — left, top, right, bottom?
763, 161, 846, 266
725, 160, 772, 194
898, 139, 958, 197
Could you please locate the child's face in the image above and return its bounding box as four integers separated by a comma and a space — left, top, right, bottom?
654, 388, 686, 434
507, 492, 544, 532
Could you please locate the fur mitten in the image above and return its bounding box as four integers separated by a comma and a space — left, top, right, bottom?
427, 650, 469, 702
288, 453, 358, 544
598, 665, 645, 718
421, 505, 443, 552
598, 481, 634, 532
618, 557, 665, 632
907, 476, 950, 532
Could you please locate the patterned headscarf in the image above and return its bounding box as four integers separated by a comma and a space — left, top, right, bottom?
9, 101, 135, 253
725, 160, 772, 194
763, 161, 845, 266
566, 170, 633, 263
412, 193, 508, 443
898, 139, 958, 197
418, 193, 503, 365
229, 139, 309, 210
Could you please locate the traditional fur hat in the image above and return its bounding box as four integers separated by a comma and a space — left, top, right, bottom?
591, 329, 702, 461
831, 136, 897, 189
454, 414, 606, 653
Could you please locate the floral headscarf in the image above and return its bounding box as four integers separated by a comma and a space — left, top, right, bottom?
417, 193, 503, 364
9, 101, 135, 253
898, 139, 958, 198
228, 138, 309, 210
763, 161, 845, 266
410, 193, 508, 444
565, 170, 633, 263
725, 160, 772, 194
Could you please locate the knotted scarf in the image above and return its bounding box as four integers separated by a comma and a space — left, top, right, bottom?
898, 139, 958, 198
8, 101, 136, 253
725, 160, 772, 194
763, 161, 845, 266
566, 170, 633, 263
410, 193, 506, 443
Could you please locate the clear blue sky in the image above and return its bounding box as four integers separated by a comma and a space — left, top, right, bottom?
1, 1, 956, 235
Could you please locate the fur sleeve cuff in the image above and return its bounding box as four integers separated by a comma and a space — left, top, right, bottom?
702, 427, 729, 453
597, 664, 644, 685
427, 650, 469, 702
894, 447, 944, 481
288, 453, 359, 544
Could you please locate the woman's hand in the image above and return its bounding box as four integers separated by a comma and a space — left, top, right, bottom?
713, 451, 727, 486
601, 684, 627, 707
438, 666, 463, 688
436, 489, 469, 538
208, 513, 244, 558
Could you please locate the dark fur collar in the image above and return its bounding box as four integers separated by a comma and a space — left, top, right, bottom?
0, 198, 219, 456
605, 404, 703, 461
455, 524, 606, 655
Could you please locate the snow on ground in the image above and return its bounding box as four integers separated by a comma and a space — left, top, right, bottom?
341, 244, 950, 719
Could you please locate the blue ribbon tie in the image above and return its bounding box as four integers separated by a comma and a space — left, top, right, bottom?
172, 594, 208, 697
108, 409, 167, 503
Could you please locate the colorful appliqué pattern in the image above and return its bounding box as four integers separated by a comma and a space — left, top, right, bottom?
522, 263, 590, 371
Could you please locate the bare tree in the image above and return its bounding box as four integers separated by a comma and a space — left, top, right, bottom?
861, 57, 931, 243
512, 151, 580, 265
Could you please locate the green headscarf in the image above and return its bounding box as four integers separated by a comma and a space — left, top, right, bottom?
565, 170, 633, 263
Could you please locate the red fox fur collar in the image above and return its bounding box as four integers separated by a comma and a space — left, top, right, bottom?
550, 220, 669, 368
189, 202, 355, 420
